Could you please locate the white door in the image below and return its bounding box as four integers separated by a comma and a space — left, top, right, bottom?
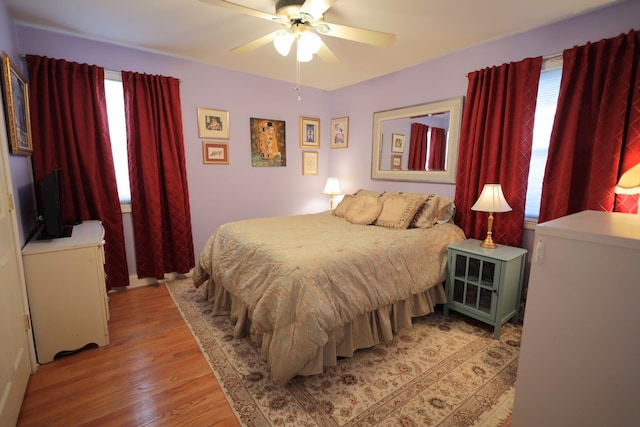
0, 100, 33, 426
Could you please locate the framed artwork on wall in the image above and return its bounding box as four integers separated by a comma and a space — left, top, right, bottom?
330, 117, 349, 148
202, 141, 229, 164
250, 117, 286, 167
302, 151, 318, 176
197, 107, 230, 139
1, 51, 33, 156
391, 133, 405, 153
300, 116, 320, 148
391, 154, 403, 170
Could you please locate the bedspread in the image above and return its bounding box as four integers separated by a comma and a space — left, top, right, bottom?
194, 211, 465, 385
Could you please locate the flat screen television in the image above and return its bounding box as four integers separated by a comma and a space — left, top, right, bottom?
38, 169, 72, 240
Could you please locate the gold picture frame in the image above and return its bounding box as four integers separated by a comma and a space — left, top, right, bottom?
391, 154, 403, 170
300, 116, 320, 148
330, 117, 349, 148
391, 133, 405, 153
197, 107, 230, 139
302, 151, 318, 176
1, 51, 33, 156
202, 141, 229, 164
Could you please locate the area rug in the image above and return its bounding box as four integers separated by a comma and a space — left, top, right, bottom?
166, 277, 521, 427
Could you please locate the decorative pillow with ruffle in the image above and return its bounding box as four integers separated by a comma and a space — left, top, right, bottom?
334, 194, 356, 217
344, 194, 383, 225
405, 193, 454, 228
375, 194, 426, 229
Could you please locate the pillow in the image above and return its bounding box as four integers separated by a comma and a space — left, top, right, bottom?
334, 194, 356, 217
354, 189, 385, 198
374, 194, 426, 229
344, 194, 383, 225
409, 194, 455, 228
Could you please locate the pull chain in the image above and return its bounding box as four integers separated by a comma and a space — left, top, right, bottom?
296, 59, 301, 101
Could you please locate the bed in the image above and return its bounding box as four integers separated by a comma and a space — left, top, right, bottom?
193, 191, 466, 385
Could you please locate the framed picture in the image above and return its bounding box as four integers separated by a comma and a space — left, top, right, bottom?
197, 107, 230, 139
250, 117, 286, 167
202, 141, 229, 164
302, 151, 318, 176
330, 117, 349, 149
1, 51, 33, 156
300, 116, 320, 148
391, 154, 403, 170
391, 133, 405, 153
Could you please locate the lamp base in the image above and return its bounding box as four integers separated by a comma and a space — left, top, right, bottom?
479, 234, 497, 249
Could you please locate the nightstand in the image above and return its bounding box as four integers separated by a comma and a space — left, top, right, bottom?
443, 238, 527, 339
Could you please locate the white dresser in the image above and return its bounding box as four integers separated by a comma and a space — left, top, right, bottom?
22, 220, 110, 364
512, 211, 640, 426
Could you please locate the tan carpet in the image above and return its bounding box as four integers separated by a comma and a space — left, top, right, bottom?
166, 278, 520, 427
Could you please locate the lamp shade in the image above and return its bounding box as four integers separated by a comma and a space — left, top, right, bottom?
274, 32, 295, 56
471, 184, 512, 213
615, 163, 640, 195
322, 177, 342, 195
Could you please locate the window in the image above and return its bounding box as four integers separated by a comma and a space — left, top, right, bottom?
104, 71, 131, 206
525, 58, 562, 219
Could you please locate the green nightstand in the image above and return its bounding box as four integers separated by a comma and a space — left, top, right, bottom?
443, 239, 527, 339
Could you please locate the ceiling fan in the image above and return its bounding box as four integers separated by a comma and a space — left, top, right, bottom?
199, 0, 396, 64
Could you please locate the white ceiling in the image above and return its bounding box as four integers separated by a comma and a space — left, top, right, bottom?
7, 0, 624, 91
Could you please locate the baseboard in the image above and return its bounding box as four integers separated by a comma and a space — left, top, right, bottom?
110, 270, 193, 291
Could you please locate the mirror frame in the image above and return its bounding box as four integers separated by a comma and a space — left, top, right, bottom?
371, 96, 464, 184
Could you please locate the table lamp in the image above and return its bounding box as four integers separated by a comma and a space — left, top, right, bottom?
471, 183, 512, 248
322, 177, 342, 209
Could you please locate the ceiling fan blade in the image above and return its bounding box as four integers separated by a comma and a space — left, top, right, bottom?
300, 0, 338, 19
230, 31, 280, 54
316, 41, 341, 64
199, 0, 277, 22
323, 22, 395, 48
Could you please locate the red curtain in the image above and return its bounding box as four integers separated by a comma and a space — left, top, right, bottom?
428, 127, 446, 170
26, 56, 129, 290
408, 123, 428, 170
454, 57, 542, 247
539, 30, 640, 222
122, 71, 195, 279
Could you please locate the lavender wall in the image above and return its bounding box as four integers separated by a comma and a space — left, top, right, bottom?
327, 0, 640, 199
1, 0, 37, 246
15, 26, 333, 270
8, 0, 640, 278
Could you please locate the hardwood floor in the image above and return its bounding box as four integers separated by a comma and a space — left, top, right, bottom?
17, 283, 240, 426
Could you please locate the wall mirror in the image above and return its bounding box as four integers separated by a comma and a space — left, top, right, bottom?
371, 96, 464, 184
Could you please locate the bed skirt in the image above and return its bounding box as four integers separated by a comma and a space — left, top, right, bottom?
203, 279, 447, 378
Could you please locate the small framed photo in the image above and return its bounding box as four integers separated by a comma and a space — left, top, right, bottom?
203, 141, 229, 164
330, 117, 349, 149
302, 151, 318, 176
391, 133, 405, 153
197, 107, 230, 139
1, 51, 33, 156
300, 116, 320, 148
391, 154, 403, 170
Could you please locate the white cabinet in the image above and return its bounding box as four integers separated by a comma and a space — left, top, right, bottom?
512, 211, 640, 426
22, 221, 109, 364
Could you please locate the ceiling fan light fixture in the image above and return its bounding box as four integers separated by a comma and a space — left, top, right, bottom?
296, 41, 313, 62
274, 32, 295, 56
299, 31, 321, 54
314, 23, 330, 34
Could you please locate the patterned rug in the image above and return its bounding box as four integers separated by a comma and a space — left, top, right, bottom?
166, 278, 520, 427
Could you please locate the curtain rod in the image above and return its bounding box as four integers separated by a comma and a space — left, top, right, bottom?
19, 54, 181, 82
465, 51, 563, 77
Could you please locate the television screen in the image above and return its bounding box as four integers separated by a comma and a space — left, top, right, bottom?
38, 169, 71, 239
